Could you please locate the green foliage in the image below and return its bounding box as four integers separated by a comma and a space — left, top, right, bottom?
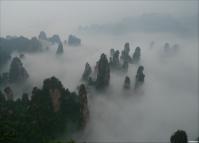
66, 139, 76, 143
0, 77, 85, 143
46, 139, 76, 143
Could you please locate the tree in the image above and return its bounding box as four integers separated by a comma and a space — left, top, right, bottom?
0, 72, 9, 85
0, 90, 5, 105
0, 76, 87, 143
21, 93, 29, 105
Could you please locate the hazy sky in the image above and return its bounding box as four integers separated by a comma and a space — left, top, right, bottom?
0, 0, 198, 39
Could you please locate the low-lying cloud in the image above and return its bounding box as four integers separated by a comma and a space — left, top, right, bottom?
11, 33, 198, 141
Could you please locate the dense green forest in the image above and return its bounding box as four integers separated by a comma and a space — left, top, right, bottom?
0, 76, 88, 143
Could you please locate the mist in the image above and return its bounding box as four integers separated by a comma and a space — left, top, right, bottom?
0, 0, 198, 142
9, 33, 196, 141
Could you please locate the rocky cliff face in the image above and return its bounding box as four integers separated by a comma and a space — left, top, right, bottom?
135, 66, 145, 89
82, 62, 92, 81
96, 53, 110, 90
132, 46, 141, 64
49, 88, 62, 112
79, 84, 89, 128
121, 42, 132, 63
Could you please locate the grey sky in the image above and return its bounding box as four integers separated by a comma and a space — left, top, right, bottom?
0, 0, 198, 39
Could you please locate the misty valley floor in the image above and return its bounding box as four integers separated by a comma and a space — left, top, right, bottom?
15, 34, 198, 141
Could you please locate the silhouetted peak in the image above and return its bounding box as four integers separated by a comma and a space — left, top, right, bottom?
68, 35, 81, 46
123, 76, 130, 89
38, 31, 47, 40
137, 65, 144, 74
132, 46, 141, 64
82, 62, 92, 81
56, 42, 64, 54
9, 57, 29, 83
170, 130, 188, 143
49, 34, 61, 44
124, 42, 130, 53
79, 84, 87, 96
96, 53, 110, 89
110, 49, 121, 70
135, 65, 145, 89
121, 42, 132, 63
